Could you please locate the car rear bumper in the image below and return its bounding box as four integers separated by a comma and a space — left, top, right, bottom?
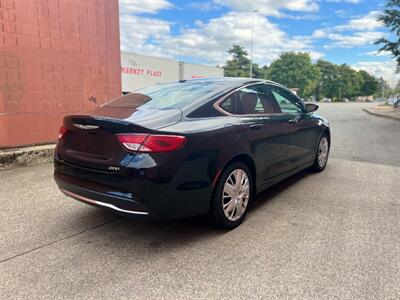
54, 173, 158, 220
54, 155, 213, 220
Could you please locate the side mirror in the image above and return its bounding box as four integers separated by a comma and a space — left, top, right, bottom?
305, 103, 318, 113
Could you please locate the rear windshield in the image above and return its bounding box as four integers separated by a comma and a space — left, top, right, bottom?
108, 81, 227, 110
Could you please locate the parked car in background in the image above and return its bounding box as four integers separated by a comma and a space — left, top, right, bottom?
387, 95, 399, 106
54, 78, 331, 229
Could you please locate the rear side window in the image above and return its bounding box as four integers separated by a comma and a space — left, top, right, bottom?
220, 94, 235, 114
218, 84, 281, 115
187, 100, 224, 118
269, 85, 304, 113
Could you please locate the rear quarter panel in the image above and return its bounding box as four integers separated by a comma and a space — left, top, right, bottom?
162, 116, 254, 187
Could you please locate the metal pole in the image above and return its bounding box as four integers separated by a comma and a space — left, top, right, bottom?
250, 10, 257, 78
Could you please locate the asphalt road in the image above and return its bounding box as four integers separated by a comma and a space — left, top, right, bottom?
1, 103, 399, 299
318, 102, 400, 166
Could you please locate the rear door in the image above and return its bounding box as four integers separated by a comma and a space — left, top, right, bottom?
230, 84, 292, 183
269, 84, 320, 169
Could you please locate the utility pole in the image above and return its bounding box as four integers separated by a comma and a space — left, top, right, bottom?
381, 78, 385, 102
250, 10, 258, 78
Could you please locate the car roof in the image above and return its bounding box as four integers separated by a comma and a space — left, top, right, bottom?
180, 77, 264, 86
177, 77, 290, 91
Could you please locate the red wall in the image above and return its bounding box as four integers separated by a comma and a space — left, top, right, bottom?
0, 0, 121, 148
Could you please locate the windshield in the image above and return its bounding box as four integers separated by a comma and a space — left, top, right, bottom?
129, 81, 227, 110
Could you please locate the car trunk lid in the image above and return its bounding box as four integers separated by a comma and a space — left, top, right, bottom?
57, 94, 183, 171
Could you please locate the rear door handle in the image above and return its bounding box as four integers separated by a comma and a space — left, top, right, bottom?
249, 124, 264, 130
288, 119, 298, 124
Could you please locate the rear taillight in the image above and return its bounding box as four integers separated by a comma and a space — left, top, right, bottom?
117, 134, 148, 151
144, 135, 187, 152
117, 134, 186, 152
58, 126, 67, 140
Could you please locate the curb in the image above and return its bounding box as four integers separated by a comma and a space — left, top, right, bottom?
363, 108, 400, 121
0, 144, 56, 170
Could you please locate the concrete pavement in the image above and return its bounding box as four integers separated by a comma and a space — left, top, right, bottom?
1, 103, 399, 299
363, 106, 400, 122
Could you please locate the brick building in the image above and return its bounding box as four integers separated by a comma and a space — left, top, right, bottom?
0, 0, 121, 148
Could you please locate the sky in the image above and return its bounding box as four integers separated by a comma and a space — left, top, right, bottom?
119, 0, 399, 87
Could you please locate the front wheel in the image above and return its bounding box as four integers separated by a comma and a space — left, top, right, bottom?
210, 162, 253, 229
312, 133, 330, 172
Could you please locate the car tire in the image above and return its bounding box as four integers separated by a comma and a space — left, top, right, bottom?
210, 162, 253, 229
312, 133, 330, 172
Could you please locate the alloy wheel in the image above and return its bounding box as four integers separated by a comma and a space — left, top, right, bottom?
318, 137, 329, 168
222, 169, 250, 221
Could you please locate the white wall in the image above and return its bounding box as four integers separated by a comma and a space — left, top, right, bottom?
180, 62, 224, 80
121, 52, 224, 92
121, 52, 179, 92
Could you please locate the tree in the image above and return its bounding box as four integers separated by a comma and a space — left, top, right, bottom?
224, 45, 251, 77
223, 46, 380, 99
223, 45, 265, 78
316, 61, 377, 100
267, 52, 320, 98
375, 0, 400, 67
315, 60, 341, 100
261, 65, 270, 79
393, 81, 400, 95
250, 63, 265, 79
337, 64, 363, 100
358, 70, 379, 96
375, 78, 394, 99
